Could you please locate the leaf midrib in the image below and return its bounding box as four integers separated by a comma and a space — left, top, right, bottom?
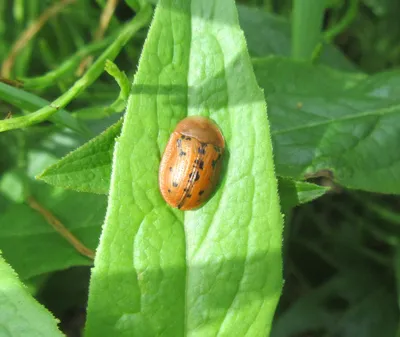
272, 103, 400, 135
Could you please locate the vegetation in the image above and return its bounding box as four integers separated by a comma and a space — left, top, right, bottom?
0, 0, 399, 336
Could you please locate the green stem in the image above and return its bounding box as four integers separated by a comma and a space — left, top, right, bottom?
22, 34, 115, 90
291, 0, 327, 61
0, 5, 152, 133
324, 0, 359, 43
0, 82, 89, 135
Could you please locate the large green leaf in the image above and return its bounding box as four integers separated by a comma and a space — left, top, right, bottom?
85, 1, 283, 336
254, 57, 400, 194
0, 255, 63, 336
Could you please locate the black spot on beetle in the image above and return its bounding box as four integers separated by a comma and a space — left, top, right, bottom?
183, 188, 188, 192
199, 190, 204, 196
169, 167, 173, 172
180, 135, 186, 139
172, 182, 178, 187
186, 194, 192, 198
179, 151, 186, 156
198, 147, 206, 155
211, 154, 222, 169
185, 136, 191, 141
168, 189, 171, 193
198, 160, 204, 170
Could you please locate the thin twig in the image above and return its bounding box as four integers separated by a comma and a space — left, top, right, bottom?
1, 0, 77, 78
77, 0, 119, 75
26, 196, 95, 260
0, 77, 23, 87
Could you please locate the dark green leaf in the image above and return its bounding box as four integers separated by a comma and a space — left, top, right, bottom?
254, 57, 400, 194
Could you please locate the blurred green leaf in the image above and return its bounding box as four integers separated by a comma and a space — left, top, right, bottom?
272, 269, 398, 337
85, 0, 283, 336
237, 4, 357, 71
0, 127, 107, 280
0, 181, 106, 280
0, 254, 63, 337
0, 82, 90, 135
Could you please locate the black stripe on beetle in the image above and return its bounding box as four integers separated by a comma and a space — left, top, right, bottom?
172, 182, 178, 187
179, 151, 187, 156
189, 171, 200, 182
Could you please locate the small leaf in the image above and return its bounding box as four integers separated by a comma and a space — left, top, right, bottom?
85, 1, 283, 336
0, 254, 63, 336
37, 119, 122, 194
278, 178, 329, 212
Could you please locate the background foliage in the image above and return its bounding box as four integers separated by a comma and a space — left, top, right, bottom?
0, 0, 400, 336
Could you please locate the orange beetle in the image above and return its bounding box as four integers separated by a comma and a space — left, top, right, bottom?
159, 116, 225, 210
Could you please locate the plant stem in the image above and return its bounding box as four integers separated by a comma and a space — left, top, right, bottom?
27, 196, 95, 260
324, 0, 359, 43
22, 34, 115, 90
291, 0, 327, 61
0, 4, 152, 133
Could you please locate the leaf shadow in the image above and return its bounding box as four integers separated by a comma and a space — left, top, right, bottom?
87, 250, 282, 336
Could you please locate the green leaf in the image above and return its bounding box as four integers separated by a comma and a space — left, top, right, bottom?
85, 1, 283, 336
0, 133, 107, 279
0, 181, 106, 280
0, 254, 63, 337
254, 56, 400, 194
37, 119, 122, 194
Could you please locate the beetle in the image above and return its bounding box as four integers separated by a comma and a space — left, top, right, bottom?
159, 116, 225, 210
